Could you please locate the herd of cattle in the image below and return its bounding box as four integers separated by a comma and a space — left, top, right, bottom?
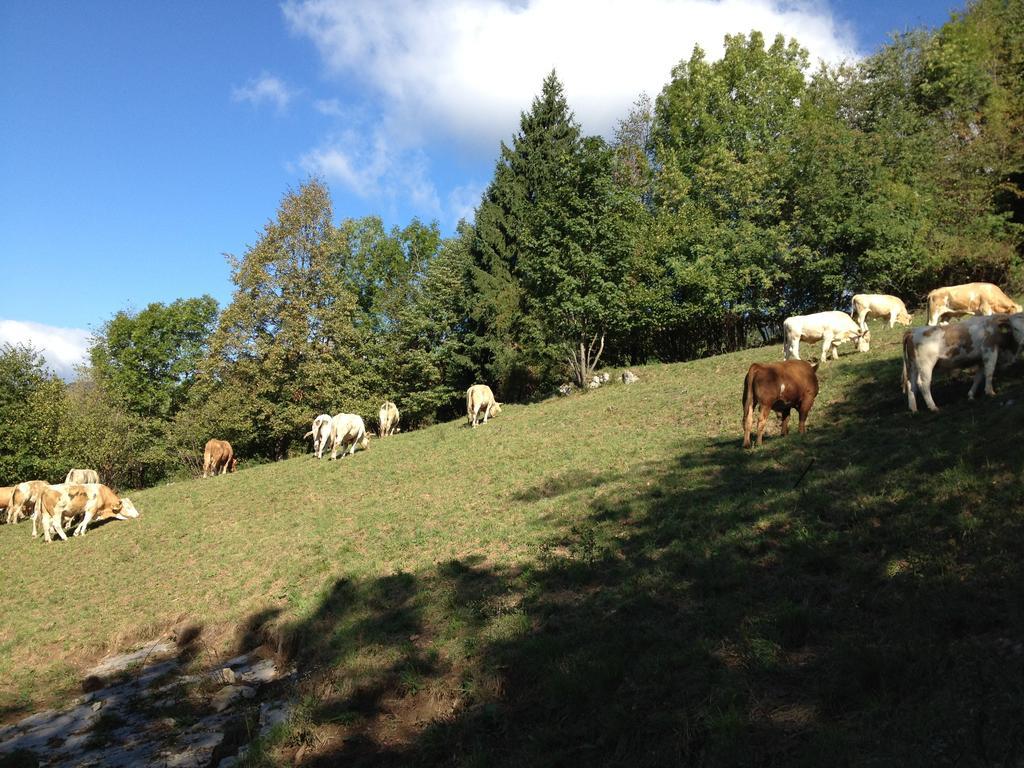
0, 469, 140, 543
744, 281, 1024, 447
3, 283, 1021, 543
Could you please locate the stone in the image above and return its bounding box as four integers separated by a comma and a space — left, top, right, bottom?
621, 370, 639, 384
219, 667, 237, 685
211, 685, 255, 713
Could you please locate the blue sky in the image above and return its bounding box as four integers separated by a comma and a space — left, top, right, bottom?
1, 0, 961, 377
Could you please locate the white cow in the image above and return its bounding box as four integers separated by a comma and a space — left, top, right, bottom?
902, 313, 1024, 412
466, 385, 502, 428
378, 401, 400, 437
304, 414, 333, 459
851, 294, 913, 331
329, 413, 369, 460
783, 311, 870, 362
65, 468, 100, 484
926, 282, 1022, 326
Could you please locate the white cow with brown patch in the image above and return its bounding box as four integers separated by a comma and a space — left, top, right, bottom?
304, 414, 333, 459
6, 480, 48, 525
851, 294, 913, 331
36, 483, 140, 541
329, 413, 369, 460
466, 385, 502, 428
926, 282, 1022, 326
378, 401, 400, 437
902, 313, 1024, 412
783, 311, 870, 362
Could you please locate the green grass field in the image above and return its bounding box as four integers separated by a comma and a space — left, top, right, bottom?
3, 319, 1024, 765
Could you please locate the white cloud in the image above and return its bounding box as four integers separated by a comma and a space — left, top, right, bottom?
299, 128, 443, 219
0, 319, 91, 380
448, 182, 485, 227
284, 0, 859, 149
232, 73, 295, 112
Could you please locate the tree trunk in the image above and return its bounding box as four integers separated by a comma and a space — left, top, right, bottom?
567, 333, 605, 388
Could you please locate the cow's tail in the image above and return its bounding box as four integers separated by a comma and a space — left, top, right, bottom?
742, 366, 756, 443
901, 331, 913, 393
303, 429, 314, 439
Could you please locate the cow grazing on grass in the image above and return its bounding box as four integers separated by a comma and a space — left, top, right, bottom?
378, 401, 400, 437
202, 439, 237, 478
926, 282, 1022, 326
902, 313, 1024, 412
329, 413, 369, 460
851, 294, 913, 331
783, 311, 870, 362
37, 483, 140, 542
65, 468, 99, 484
6, 480, 48, 525
466, 385, 502, 428
304, 414, 333, 459
742, 360, 820, 449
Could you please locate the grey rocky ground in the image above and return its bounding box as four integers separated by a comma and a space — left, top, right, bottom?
0, 639, 293, 767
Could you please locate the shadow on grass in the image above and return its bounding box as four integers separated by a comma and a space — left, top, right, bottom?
243, 359, 1024, 767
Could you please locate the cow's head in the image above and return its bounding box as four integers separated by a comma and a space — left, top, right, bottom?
897, 310, 913, 326
359, 434, 370, 450
229, 458, 238, 473
488, 402, 502, 418
1012, 302, 1023, 315
856, 329, 871, 353
115, 498, 140, 520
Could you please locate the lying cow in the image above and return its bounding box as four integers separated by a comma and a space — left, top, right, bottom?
36, 483, 140, 542
65, 468, 99, 484
742, 360, 820, 448
202, 439, 237, 477
926, 282, 1022, 326
851, 294, 913, 331
466, 385, 502, 428
902, 313, 1024, 412
6, 480, 49, 525
783, 311, 870, 362
378, 401, 400, 438
329, 413, 369, 460
304, 414, 333, 459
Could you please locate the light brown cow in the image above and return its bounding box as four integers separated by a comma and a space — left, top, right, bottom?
466, 385, 502, 428
851, 294, 913, 330
202, 439, 237, 478
0, 486, 13, 519
902, 313, 1024, 412
6, 480, 49, 525
37, 483, 140, 542
378, 401, 400, 438
926, 282, 1022, 326
65, 468, 99, 484
742, 360, 820, 448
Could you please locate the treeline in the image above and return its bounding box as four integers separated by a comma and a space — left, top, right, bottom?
3, 1, 1022, 489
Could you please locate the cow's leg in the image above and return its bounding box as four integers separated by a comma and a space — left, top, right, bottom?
918, 364, 939, 411
979, 353, 999, 397
788, 338, 800, 360
820, 332, 833, 362
798, 399, 812, 433
756, 404, 771, 446
779, 408, 791, 436
888, 310, 897, 329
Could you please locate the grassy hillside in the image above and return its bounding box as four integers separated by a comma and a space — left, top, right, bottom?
3, 320, 1024, 765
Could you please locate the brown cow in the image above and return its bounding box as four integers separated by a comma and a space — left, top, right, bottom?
742, 360, 820, 448
202, 439, 237, 478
